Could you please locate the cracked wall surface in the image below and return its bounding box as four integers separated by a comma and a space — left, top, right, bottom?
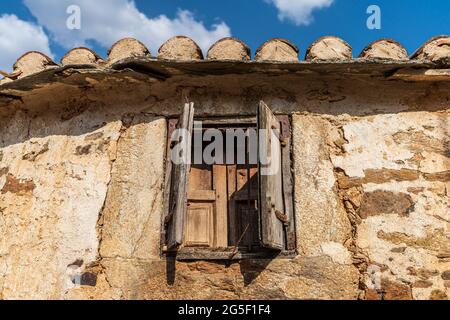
0, 72, 448, 300
0, 110, 122, 299
0, 103, 167, 299
330, 112, 449, 300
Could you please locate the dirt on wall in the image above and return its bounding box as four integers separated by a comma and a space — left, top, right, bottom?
0, 70, 448, 300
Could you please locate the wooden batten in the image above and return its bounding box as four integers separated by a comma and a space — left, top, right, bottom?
390, 68, 450, 81
213, 165, 228, 248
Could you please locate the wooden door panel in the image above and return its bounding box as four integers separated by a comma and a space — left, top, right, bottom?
185, 203, 214, 247
213, 165, 228, 248
188, 190, 216, 201
227, 165, 238, 246
167, 103, 194, 249
237, 202, 259, 250
249, 167, 258, 200
188, 165, 212, 192
258, 101, 285, 250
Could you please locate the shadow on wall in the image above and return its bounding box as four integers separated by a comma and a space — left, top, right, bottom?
166, 257, 176, 285
164, 172, 280, 287
239, 259, 273, 286
165, 257, 274, 287
2, 69, 450, 150
0, 101, 145, 149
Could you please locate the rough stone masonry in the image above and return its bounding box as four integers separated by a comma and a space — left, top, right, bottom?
0, 36, 448, 300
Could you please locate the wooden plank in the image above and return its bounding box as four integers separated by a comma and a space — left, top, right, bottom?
278, 115, 296, 251
390, 68, 450, 81
188, 165, 212, 193
237, 203, 259, 250
188, 190, 216, 201
233, 192, 258, 201
249, 166, 258, 200
167, 102, 194, 249
175, 247, 294, 261
236, 165, 248, 192
227, 165, 237, 246
213, 165, 228, 248
257, 101, 285, 250
161, 118, 178, 250
198, 116, 257, 126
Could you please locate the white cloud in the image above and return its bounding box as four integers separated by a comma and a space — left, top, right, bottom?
23, 0, 231, 54
0, 14, 53, 72
266, 0, 334, 26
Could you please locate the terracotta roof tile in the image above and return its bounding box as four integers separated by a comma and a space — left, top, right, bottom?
61, 47, 104, 66
107, 38, 151, 64
13, 51, 58, 79
410, 35, 450, 63
255, 38, 298, 62
158, 36, 203, 61
305, 36, 352, 61
359, 39, 408, 60
1, 36, 450, 83
207, 37, 251, 61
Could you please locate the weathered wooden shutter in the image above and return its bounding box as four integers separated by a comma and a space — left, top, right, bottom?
257, 101, 286, 250
166, 103, 195, 249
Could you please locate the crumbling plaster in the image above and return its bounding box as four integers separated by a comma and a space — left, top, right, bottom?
0, 71, 448, 300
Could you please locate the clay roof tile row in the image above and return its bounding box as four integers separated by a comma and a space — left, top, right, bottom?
1, 35, 449, 83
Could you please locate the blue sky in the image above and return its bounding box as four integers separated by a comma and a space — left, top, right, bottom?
0, 0, 449, 71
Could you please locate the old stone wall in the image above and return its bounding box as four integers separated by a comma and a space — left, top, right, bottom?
0, 105, 167, 299
0, 73, 448, 300
294, 112, 449, 300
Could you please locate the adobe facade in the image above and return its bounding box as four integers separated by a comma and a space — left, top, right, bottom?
0, 36, 448, 300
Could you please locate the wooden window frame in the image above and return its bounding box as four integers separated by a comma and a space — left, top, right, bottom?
161, 111, 297, 261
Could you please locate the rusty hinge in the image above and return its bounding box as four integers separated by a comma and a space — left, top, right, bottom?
164, 213, 173, 225
275, 209, 289, 225
287, 231, 296, 250
160, 232, 167, 249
